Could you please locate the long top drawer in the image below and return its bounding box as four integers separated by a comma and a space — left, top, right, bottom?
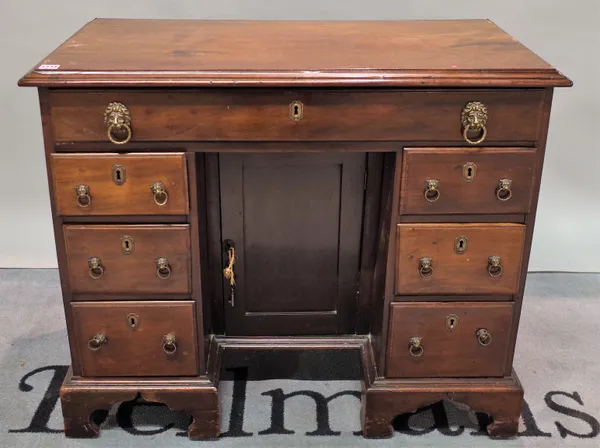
48, 89, 544, 143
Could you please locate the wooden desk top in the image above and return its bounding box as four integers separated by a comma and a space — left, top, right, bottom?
19, 19, 571, 88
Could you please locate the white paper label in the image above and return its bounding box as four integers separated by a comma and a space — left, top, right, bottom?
38, 64, 60, 70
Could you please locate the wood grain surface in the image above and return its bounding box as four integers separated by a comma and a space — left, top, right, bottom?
19, 19, 571, 87
64, 224, 191, 295
48, 89, 544, 143
386, 301, 514, 377
61, 367, 219, 438
219, 153, 365, 335
399, 147, 538, 215
395, 223, 525, 295
362, 371, 524, 438
51, 153, 189, 216
71, 301, 198, 377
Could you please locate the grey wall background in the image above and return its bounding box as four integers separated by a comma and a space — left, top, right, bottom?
1, 1, 598, 271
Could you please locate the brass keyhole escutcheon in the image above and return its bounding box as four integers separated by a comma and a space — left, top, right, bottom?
112, 164, 126, 185
446, 314, 459, 332
121, 236, 134, 255
289, 101, 304, 121
127, 313, 140, 331
454, 235, 468, 254
463, 162, 477, 182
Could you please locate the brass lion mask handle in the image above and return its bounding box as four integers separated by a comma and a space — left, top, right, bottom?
419, 257, 433, 278
104, 102, 132, 145
155, 257, 171, 280
488, 256, 503, 278
75, 184, 91, 208
424, 179, 440, 203
150, 182, 169, 206
496, 179, 513, 201
88, 257, 104, 279
88, 333, 107, 351
461, 101, 488, 145
408, 336, 424, 357
163, 333, 177, 355
476, 328, 492, 346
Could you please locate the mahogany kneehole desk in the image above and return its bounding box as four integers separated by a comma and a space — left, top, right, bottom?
18, 18, 572, 439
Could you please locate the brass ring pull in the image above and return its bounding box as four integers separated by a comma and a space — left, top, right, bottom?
104, 102, 132, 145
461, 101, 488, 145
75, 185, 91, 208
150, 182, 169, 206
496, 179, 513, 201
488, 256, 503, 278
107, 123, 132, 145
88, 333, 107, 351
163, 333, 177, 355
462, 124, 488, 145
424, 179, 440, 203
408, 336, 424, 357
88, 257, 104, 280
476, 328, 492, 346
419, 257, 433, 278
155, 257, 171, 280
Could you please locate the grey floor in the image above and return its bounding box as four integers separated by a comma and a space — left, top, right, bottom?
1, 269, 599, 447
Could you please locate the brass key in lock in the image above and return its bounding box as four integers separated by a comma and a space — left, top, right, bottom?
223, 241, 236, 307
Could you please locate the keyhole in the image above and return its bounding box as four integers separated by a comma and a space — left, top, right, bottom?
121, 236, 134, 255
454, 235, 468, 254
463, 162, 477, 182
446, 314, 459, 331
112, 164, 126, 185
127, 313, 139, 330
290, 101, 303, 121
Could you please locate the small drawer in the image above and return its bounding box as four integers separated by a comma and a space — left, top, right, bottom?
51, 153, 189, 216
48, 89, 543, 143
72, 301, 197, 377
395, 223, 525, 295
64, 225, 191, 295
399, 147, 537, 215
386, 302, 513, 378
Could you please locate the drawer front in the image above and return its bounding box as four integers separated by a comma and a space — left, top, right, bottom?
64, 225, 191, 295
386, 302, 513, 378
51, 153, 189, 216
49, 89, 543, 143
395, 223, 525, 295
72, 301, 197, 377
399, 148, 537, 215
